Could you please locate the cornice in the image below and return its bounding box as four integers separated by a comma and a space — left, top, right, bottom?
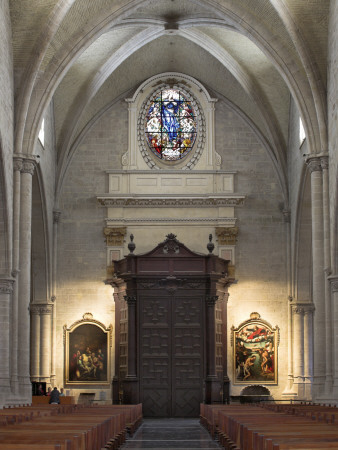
106, 217, 237, 225
97, 195, 245, 208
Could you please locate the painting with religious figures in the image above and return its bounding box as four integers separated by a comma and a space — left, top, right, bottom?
232, 312, 279, 384
64, 313, 112, 385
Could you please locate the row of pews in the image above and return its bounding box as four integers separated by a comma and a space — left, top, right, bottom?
0, 403, 142, 450
200, 402, 338, 450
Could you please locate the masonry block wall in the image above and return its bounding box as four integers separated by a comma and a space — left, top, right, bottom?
55, 94, 288, 398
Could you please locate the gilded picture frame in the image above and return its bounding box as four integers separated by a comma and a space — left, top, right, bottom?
64, 313, 112, 386
231, 312, 279, 385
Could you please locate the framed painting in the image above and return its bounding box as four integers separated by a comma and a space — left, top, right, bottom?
64, 313, 112, 385
231, 312, 279, 384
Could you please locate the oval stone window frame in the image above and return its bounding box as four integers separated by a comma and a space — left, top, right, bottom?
138, 82, 206, 170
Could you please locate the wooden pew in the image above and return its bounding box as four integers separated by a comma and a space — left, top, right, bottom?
0, 404, 142, 450
201, 403, 338, 450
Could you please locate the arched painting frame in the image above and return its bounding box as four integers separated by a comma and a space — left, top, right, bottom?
64, 313, 112, 386
231, 312, 279, 385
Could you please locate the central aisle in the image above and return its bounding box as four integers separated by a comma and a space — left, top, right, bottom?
122, 418, 222, 450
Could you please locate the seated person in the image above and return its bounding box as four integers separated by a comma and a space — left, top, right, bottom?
49, 387, 60, 404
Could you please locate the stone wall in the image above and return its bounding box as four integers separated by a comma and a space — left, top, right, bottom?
56, 95, 288, 398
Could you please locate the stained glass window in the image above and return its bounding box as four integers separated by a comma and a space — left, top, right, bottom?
145, 89, 197, 161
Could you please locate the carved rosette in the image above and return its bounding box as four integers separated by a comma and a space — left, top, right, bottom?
216, 227, 238, 245
0, 278, 15, 294
104, 227, 127, 246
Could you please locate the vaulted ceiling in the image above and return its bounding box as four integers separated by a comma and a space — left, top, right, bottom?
10, 0, 330, 197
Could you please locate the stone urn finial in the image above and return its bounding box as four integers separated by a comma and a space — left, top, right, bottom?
128, 234, 136, 254
207, 234, 214, 254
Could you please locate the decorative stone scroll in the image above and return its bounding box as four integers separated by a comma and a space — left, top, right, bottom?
231, 312, 279, 385
103, 227, 127, 246
216, 227, 238, 245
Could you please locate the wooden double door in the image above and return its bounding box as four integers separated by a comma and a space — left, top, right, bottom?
110, 234, 232, 417
139, 291, 204, 417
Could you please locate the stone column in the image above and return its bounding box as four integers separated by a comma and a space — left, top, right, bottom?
11, 157, 23, 393
303, 304, 315, 399
328, 275, 338, 396
306, 156, 325, 392
18, 158, 36, 396
40, 305, 52, 383
0, 278, 15, 395
50, 210, 61, 386
292, 304, 305, 394
321, 156, 333, 393
205, 295, 221, 404
30, 305, 41, 381
123, 295, 138, 404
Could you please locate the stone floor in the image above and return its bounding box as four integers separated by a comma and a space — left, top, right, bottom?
121, 418, 222, 449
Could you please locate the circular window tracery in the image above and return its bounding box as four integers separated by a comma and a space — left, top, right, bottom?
145, 89, 197, 161
138, 82, 206, 170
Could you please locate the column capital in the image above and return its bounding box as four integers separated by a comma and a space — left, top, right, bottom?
124, 295, 137, 306
21, 160, 36, 175
305, 156, 321, 173
291, 302, 314, 315
328, 275, 338, 292
320, 156, 329, 170
206, 295, 218, 306
30, 304, 53, 315
0, 278, 15, 294
13, 158, 23, 172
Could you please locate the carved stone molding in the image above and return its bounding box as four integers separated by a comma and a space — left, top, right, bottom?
0, 278, 15, 294
98, 196, 245, 208
106, 217, 237, 224
104, 227, 127, 246
30, 304, 53, 315
216, 227, 238, 245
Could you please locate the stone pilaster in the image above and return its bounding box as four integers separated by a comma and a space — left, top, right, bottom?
306, 156, 325, 393
18, 158, 36, 396
40, 305, 52, 382
30, 305, 41, 380
0, 278, 15, 393
321, 156, 333, 393
50, 210, 61, 386
328, 275, 338, 395
11, 157, 22, 393
303, 304, 315, 399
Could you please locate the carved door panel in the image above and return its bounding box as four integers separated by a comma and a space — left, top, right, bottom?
139, 292, 204, 417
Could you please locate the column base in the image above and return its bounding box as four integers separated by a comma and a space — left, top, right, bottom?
123, 376, 139, 404
205, 376, 222, 404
